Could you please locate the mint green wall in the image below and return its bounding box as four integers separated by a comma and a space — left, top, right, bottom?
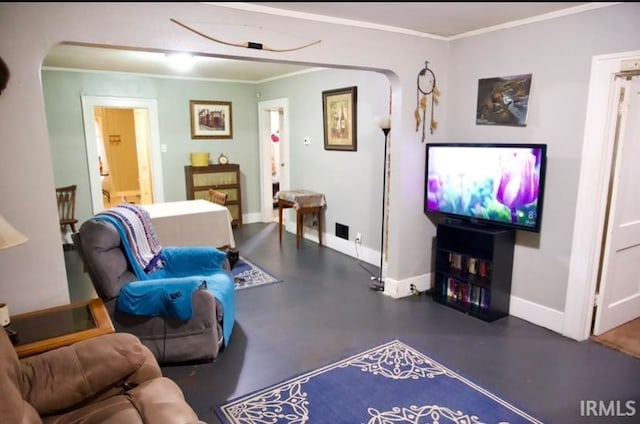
43, 67, 390, 251
43, 71, 259, 224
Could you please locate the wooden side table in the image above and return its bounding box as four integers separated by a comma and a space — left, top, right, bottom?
277, 190, 326, 249
8, 298, 114, 358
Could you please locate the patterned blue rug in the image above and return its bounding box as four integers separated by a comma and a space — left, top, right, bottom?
232, 256, 281, 290
216, 340, 544, 423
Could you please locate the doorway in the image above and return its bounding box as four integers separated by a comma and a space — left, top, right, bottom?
564, 50, 640, 341
81, 96, 165, 214
95, 107, 153, 208
592, 73, 640, 336
257, 98, 290, 223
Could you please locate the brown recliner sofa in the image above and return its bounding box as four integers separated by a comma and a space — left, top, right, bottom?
0, 328, 205, 424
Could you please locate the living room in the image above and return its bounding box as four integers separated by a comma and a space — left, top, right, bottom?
1, 3, 640, 423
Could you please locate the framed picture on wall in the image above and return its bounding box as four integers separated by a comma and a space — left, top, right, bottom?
190, 100, 233, 139
476, 73, 532, 126
322, 86, 357, 151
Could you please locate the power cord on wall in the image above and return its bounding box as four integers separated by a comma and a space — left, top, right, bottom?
410, 283, 433, 297
354, 239, 432, 296
355, 239, 377, 278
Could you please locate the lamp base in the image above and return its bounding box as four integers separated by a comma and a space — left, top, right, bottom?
369, 276, 385, 291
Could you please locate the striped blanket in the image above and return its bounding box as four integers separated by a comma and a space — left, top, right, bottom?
95, 204, 164, 276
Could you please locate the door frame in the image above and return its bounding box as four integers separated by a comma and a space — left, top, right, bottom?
80, 96, 164, 214
257, 98, 290, 222
564, 50, 640, 340
593, 74, 639, 335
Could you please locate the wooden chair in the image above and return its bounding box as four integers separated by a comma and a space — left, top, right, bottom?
208, 188, 228, 206
56, 185, 78, 234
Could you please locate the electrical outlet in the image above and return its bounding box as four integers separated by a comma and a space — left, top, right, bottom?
355, 232, 362, 244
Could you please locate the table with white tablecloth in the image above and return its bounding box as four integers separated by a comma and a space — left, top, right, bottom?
142, 200, 235, 249
276, 190, 326, 249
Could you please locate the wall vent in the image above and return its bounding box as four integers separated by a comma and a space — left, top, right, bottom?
335, 223, 349, 240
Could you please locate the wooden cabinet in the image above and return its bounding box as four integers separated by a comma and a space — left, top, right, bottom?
184, 164, 242, 226
432, 222, 515, 322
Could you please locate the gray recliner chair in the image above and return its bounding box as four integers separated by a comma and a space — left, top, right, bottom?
72, 219, 229, 364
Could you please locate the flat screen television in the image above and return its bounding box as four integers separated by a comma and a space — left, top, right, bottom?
424, 142, 547, 232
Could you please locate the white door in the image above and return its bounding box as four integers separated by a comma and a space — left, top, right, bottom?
134, 108, 154, 204
257, 98, 290, 222
593, 75, 640, 335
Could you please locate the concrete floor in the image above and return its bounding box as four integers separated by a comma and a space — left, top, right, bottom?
66, 222, 640, 424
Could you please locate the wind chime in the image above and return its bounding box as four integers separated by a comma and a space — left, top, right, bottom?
414, 61, 439, 143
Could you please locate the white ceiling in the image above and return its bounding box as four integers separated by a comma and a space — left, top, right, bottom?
43, 2, 606, 82
240, 2, 592, 38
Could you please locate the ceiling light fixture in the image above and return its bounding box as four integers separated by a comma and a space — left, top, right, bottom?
166, 52, 194, 72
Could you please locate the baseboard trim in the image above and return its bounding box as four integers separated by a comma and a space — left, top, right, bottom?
324, 232, 379, 266
509, 295, 564, 334
383, 273, 432, 298
244, 212, 263, 224
271, 224, 380, 267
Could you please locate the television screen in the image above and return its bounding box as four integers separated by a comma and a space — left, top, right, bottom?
424, 143, 547, 232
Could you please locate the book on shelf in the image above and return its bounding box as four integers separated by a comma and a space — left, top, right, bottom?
468, 257, 477, 275
480, 288, 490, 310
477, 260, 492, 278
442, 277, 490, 312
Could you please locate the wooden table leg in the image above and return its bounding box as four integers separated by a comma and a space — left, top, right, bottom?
318, 207, 323, 246
278, 199, 324, 249
296, 209, 302, 249
279, 200, 283, 245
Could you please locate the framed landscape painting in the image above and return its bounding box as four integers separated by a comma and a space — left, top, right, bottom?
190, 100, 233, 139
322, 86, 357, 151
476, 73, 532, 126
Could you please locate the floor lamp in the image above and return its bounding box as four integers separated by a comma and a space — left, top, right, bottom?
370, 117, 391, 291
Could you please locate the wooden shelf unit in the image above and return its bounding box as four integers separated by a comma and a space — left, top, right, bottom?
432, 222, 515, 322
184, 164, 242, 226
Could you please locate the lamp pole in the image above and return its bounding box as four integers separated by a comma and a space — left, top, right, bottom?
370, 124, 390, 291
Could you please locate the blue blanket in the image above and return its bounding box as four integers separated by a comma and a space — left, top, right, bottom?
94, 213, 236, 345
117, 278, 206, 321
118, 270, 235, 345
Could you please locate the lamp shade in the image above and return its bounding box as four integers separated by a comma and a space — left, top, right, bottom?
374, 115, 391, 130
0, 214, 28, 250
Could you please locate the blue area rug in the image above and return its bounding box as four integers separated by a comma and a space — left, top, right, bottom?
216, 340, 544, 423
232, 256, 281, 290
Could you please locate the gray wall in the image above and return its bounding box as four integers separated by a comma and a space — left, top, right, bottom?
259, 69, 390, 249
445, 3, 640, 311
2, 2, 639, 339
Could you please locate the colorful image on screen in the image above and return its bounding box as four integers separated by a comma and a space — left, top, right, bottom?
425, 145, 545, 230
